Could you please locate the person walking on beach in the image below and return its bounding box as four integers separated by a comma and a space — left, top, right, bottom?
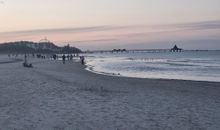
80, 56, 85, 65
53, 54, 57, 60
62, 54, 66, 64
70, 54, 73, 60
67, 55, 70, 61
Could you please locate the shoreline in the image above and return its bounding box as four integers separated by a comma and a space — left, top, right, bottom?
1, 55, 220, 84
83, 51, 220, 83
85, 62, 220, 84
1, 56, 220, 84
0, 57, 220, 129
86, 65, 220, 84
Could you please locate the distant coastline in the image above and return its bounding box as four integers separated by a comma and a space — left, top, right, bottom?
0, 41, 81, 54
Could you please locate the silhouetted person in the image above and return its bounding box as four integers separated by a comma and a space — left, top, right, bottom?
67, 55, 70, 60
70, 54, 73, 60
24, 54, 27, 64
80, 56, 85, 65
62, 54, 66, 64
53, 54, 57, 60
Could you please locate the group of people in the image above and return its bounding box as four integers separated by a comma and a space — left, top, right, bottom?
53, 54, 74, 61
8, 53, 85, 65
59, 54, 85, 65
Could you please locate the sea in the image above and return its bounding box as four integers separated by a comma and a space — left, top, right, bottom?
83, 50, 220, 82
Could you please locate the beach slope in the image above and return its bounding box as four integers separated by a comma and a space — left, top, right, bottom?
0, 57, 220, 130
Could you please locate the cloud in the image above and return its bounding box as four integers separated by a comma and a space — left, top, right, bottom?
1, 20, 220, 37
0, 25, 128, 35
68, 38, 119, 43
106, 20, 220, 39
172, 20, 220, 30
0, 1, 4, 4
0, 20, 220, 47
54, 38, 119, 46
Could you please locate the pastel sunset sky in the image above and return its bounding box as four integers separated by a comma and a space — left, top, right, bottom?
0, 0, 220, 50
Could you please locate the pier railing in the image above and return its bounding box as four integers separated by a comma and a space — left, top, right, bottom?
84, 49, 171, 54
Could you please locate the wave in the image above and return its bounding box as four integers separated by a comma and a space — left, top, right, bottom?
84, 51, 220, 82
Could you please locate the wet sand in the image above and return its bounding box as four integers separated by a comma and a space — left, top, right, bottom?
0, 56, 220, 130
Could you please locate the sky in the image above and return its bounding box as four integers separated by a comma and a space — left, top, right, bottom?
0, 0, 220, 50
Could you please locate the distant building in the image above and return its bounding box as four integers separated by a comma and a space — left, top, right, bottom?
170, 45, 182, 52
112, 49, 127, 53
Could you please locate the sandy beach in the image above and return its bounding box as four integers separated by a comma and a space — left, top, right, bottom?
0, 56, 220, 130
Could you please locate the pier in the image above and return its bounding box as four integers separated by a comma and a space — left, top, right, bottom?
85, 49, 170, 54
170, 45, 182, 52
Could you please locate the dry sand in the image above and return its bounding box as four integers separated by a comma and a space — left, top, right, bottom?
0, 56, 220, 130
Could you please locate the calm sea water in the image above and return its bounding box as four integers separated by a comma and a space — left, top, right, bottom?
84, 50, 220, 82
